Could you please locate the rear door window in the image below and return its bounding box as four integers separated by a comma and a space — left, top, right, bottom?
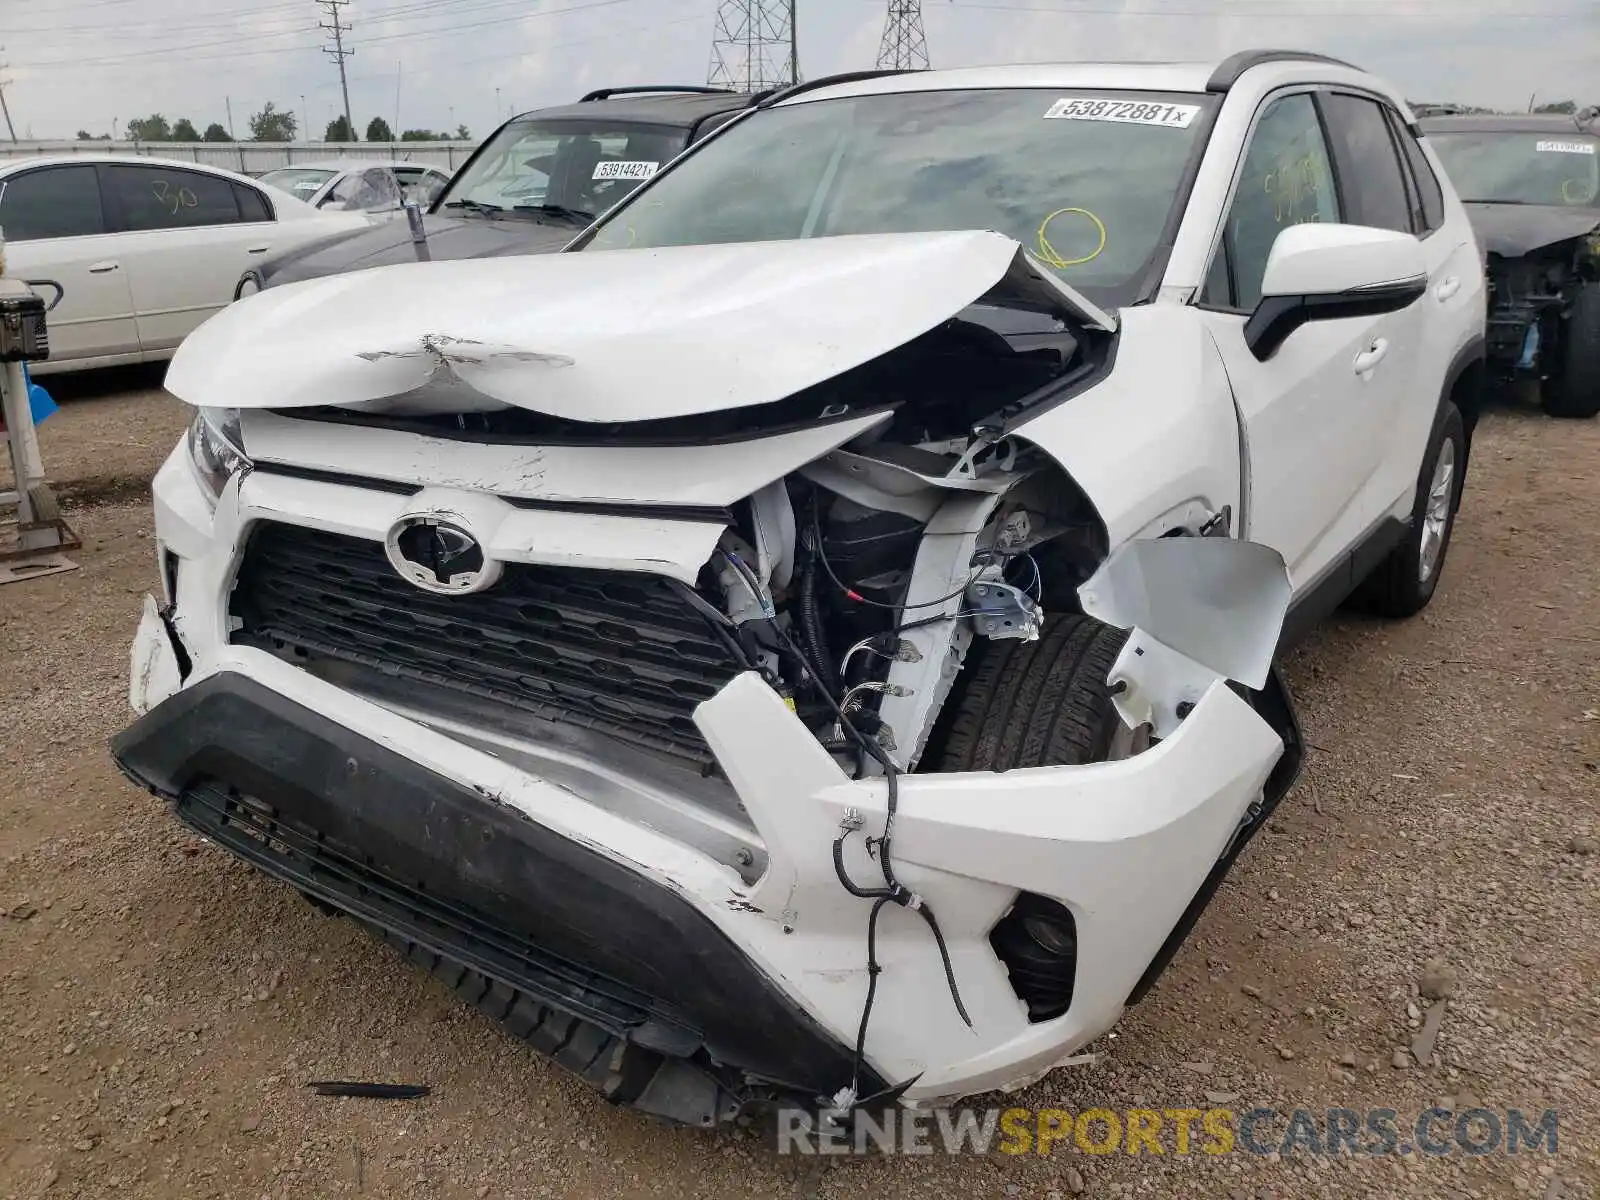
104, 165, 244, 231
1389, 114, 1446, 234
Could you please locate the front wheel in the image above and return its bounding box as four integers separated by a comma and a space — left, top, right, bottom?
1352, 402, 1466, 618
1543, 282, 1600, 419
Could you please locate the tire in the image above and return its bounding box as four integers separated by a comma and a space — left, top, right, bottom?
1352, 402, 1466, 619
1543, 282, 1600, 419
929, 611, 1129, 771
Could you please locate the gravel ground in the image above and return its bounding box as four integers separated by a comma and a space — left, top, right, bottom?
1, 375, 1596, 1200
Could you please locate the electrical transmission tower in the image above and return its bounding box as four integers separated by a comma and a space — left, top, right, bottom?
876, 0, 929, 71
317, 0, 355, 139
707, 0, 797, 92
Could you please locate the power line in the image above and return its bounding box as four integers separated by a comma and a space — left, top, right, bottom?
318, 0, 355, 137
877, 0, 930, 70
19, 0, 655, 70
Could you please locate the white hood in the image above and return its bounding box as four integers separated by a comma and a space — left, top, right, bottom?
165, 230, 1114, 423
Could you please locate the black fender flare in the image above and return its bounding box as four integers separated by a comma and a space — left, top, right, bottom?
1439, 334, 1487, 467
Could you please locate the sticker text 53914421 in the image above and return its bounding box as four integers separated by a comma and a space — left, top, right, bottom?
1044, 98, 1201, 128
1535, 140, 1596, 155
593, 160, 660, 181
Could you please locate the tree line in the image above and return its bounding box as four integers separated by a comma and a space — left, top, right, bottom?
77, 102, 471, 143
1409, 99, 1585, 116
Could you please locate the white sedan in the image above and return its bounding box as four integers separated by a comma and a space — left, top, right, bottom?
258, 160, 453, 216
0, 155, 371, 375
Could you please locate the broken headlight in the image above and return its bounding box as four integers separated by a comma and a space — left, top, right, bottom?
186, 406, 249, 504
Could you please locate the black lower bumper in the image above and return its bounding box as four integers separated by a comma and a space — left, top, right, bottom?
110, 673, 873, 1124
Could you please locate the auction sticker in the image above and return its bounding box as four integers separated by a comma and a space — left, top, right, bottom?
593, 160, 660, 180
1044, 98, 1200, 128
1535, 140, 1596, 155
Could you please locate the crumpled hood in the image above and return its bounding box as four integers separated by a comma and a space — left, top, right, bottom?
257, 213, 577, 289
167, 230, 1114, 423
1467, 202, 1600, 258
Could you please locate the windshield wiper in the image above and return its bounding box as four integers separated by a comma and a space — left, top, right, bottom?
515, 203, 595, 225
440, 199, 505, 216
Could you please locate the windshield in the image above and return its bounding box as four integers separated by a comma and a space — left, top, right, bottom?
259, 168, 338, 199
438, 118, 689, 221
1429, 131, 1599, 206
578, 88, 1216, 306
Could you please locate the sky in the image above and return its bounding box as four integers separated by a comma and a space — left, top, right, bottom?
2, 0, 1595, 143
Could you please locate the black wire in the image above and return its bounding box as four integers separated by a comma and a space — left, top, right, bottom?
700, 531, 975, 1108
808, 501, 991, 612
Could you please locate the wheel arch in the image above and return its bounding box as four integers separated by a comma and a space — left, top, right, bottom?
1440, 334, 1487, 467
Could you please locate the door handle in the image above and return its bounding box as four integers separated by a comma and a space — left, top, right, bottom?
1434, 276, 1461, 301
1353, 338, 1389, 374
88, 261, 120, 274
247, 245, 270, 254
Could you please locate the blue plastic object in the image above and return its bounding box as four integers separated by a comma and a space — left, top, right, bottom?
23, 363, 56, 424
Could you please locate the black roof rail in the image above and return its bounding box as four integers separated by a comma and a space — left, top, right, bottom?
757, 69, 917, 108
579, 85, 735, 102
1206, 49, 1361, 93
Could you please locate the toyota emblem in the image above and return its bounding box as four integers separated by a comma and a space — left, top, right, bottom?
384, 515, 503, 595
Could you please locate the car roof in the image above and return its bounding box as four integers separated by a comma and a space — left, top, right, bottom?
0, 154, 259, 179
518, 89, 761, 127
1418, 113, 1600, 135
765, 52, 1368, 107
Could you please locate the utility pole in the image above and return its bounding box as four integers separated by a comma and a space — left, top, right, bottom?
0, 50, 17, 144
225, 95, 235, 139
876, 0, 929, 71
707, 0, 796, 90
318, 0, 355, 140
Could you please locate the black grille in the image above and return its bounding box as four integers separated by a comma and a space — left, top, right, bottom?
230, 521, 742, 767
177, 779, 666, 1037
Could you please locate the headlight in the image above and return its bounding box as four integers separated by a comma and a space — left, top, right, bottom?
186, 407, 249, 504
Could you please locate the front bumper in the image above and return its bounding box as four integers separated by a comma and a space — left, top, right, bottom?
116, 448, 1289, 1118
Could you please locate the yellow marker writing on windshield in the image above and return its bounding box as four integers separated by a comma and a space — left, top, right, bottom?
1037, 207, 1107, 269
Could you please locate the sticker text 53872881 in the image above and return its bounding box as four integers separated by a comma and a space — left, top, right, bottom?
593, 160, 660, 181
1044, 98, 1201, 128
1535, 140, 1596, 155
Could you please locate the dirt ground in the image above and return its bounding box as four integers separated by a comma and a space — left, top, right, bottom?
1, 371, 1597, 1200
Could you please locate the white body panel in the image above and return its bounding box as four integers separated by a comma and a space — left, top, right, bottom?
5, 232, 140, 364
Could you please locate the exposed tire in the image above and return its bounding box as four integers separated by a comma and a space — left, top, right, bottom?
1352, 402, 1466, 619
1543, 282, 1600, 419
928, 611, 1129, 771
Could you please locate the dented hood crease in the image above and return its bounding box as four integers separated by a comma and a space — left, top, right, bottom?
165, 231, 1112, 424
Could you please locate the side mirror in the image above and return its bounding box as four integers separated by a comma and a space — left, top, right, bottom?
1244, 223, 1428, 361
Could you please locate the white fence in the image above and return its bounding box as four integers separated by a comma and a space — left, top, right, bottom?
0, 140, 479, 176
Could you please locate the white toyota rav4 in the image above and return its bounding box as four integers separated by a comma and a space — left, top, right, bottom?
115, 51, 1487, 1126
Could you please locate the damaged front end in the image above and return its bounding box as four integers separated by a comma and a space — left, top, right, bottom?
115, 231, 1298, 1126
1474, 209, 1600, 382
